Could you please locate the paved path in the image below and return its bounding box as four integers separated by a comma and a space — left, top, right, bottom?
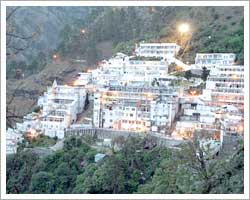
50, 139, 64, 151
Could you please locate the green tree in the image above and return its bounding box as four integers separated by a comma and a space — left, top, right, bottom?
73, 163, 97, 193
29, 171, 55, 193
92, 156, 126, 193
6, 150, 39, 194
201, 67, 210, 81
54, 162, 74, 193
184, 70, 192, 80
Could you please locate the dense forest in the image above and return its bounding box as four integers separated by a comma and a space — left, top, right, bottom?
7, 136, 243, 194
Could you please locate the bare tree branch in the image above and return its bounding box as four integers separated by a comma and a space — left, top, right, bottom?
7, 32, 36, 40
6, 7, 20, 21
6, 7, 41, 57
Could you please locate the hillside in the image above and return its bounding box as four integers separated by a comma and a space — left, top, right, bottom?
5, 6, 245, 195
56, 6, 244, 64
6, 6, 91, 78
6, 6, 244, 119
7, 60, 87, 123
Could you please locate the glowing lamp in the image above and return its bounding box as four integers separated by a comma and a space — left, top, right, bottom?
178, 23, 190, 33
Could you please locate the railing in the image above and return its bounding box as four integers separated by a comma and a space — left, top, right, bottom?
65, 127, 184, 147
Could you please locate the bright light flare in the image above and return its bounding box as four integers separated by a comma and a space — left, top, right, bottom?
27, 128, 38, 139
53, 54, 58, 59
145, 92, 153, 99
189, 90, 198, 96
238, 125, 244, 133
72, 80, 79, 86
178, 23, 190, 33
81, 29, 86, 34
231, 74, 240, 80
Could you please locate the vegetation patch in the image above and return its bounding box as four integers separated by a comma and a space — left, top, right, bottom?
26, 135, 57, 148
7, 136, 244, 194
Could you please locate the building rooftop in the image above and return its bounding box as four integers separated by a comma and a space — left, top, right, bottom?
94, 153, 106, 162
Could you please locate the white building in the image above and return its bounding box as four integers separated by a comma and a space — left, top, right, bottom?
176, 62, 244, 141
176, 97, 220, 139
135, 42, 180, 61
202, 65, 244, 110
92, 53, 169, 87
195, 53, 236, 68
6, 128, 24, 154
38, 80, 86, 138
93, 84, 179, 133
124, 59, 169, 80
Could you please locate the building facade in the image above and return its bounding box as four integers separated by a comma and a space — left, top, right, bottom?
38, 80, 86, 138
135, 42, 180, 61
93, 85, 179, 133
195, 53, 236, 68
202, 65, 244, 110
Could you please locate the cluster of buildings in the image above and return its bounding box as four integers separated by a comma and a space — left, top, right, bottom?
89, 43, 182, 133
6, 80, 87, 153
37, 80, 87, 138
6, 42, 244, 155
175, 53, 244, 147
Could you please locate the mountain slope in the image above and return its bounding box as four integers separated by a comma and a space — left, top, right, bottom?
56, 6, 243, 64
6, 6, 244, 119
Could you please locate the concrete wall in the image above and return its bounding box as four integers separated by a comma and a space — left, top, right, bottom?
65, 127, 184, 147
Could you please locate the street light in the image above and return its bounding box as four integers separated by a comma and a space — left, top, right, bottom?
53, 54, 58, 59
52, 53, 60, 63
178, 23, 190, 47
178, 23, 190, 33
81, 28, 86, 34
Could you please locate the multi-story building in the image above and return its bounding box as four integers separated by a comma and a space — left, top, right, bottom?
195, 53, 236, 68
176, 97, 220, 139
202, 65, 244, 110
93, 84, 179, 133
124, 59, 169, 80
92, 54, 169, 87
38, 80, 86, 138
135, 43, 180, 61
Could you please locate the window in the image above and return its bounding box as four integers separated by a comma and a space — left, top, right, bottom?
130, 114, 133, 117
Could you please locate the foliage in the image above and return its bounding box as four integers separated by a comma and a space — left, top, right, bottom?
7, 150, 39, 193
184, 70, 192, 80
7, 7, 244, 79
137, 140, 244, 194
32, 106, 41, 113
26, 134, 57, 148
129, 56, 162, 61
29, 171, 56, 193
112, 41, 136, 55
7, 136, 244, 194
7, 51, 47, 79
201, 67, 210, 82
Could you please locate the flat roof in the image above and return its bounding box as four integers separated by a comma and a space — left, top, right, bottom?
139, 43, 179, 46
